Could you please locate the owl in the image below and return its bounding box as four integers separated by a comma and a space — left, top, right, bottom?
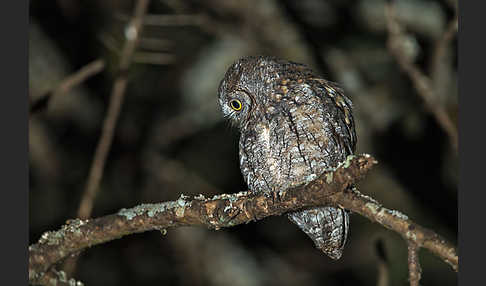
218, 56, 357, 259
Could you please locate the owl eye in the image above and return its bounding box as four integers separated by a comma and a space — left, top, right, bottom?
229, 99, 242, 111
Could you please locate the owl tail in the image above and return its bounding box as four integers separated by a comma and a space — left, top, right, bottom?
288, 206, 349, 260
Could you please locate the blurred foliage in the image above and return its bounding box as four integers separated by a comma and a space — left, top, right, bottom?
29, 0, 457, 285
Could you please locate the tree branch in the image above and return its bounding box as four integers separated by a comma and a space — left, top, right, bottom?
63, 0, 151, 279
385, 2, 458, 152
28, 154, 457, 285
407, 242, 422, 286
77, 0, 150, 220
30, 269, 84, 286
430, 16, 458, 84
375, 239, 390, 286
29, 58, 105, 114
341, 188, 458, 272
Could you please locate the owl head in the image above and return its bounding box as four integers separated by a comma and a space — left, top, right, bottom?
218, 56, 319, 130
219, 56, 301, 128
217, 56, 261, 128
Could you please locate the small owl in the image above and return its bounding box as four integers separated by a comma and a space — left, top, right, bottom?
218, 56, 357, 259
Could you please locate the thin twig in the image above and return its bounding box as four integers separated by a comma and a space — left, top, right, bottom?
430, 16, 458, 83
29, 59, 105, 114
138, 37, 174, 51
385, 2, 458, 152
375, 239, 389, 286
29, 154, 458, 285
377, 261, 389, 286
407, 242, 422, 286
114, 12, 205, 26
65, 0, 151, 279
77, 0, 150, 220
132, 51, 176, 65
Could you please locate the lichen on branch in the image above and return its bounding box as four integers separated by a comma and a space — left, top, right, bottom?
28, 154, 457, 286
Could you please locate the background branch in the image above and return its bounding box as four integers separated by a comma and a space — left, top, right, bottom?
29, 1, 458, 285
375, 239, 390, 286
29, 154, 457, 285
77, 0, 150, 220
430, 16, 458, 82
62, 0, 151, 279
385, 2, 458, 152
29, 58, 105, 114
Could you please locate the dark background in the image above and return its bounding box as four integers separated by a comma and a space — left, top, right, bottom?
28, 0, 458, 285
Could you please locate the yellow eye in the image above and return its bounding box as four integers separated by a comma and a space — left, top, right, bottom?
229, 99, 242, 111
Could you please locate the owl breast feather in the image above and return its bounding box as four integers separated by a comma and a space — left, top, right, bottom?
239, 94, 345, 195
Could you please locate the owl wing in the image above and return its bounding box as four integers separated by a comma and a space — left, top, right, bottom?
311, 79, 357, 158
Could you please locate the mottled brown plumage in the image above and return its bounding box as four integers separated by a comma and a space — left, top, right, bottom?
218, 56, 356, 259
